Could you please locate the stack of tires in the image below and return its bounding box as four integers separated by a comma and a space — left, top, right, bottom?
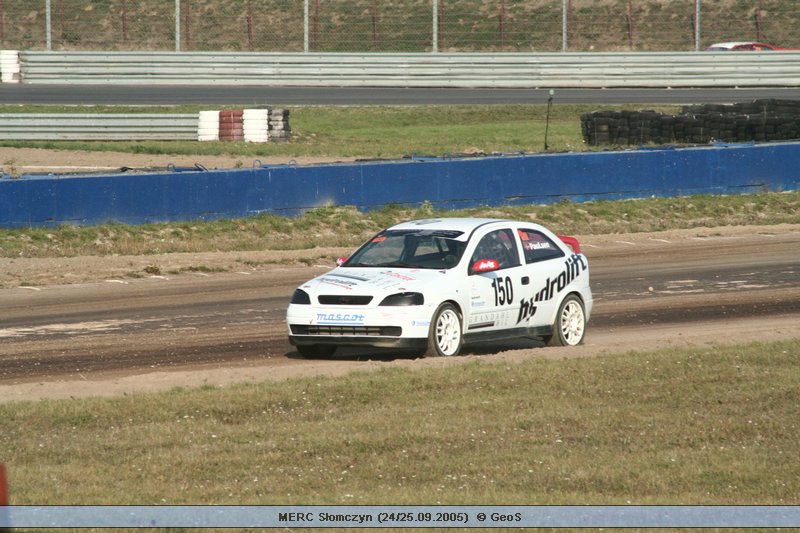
197, 110, 219, 141
243, 108, 269, 143
582, 99, 800, 146
218, 110, 244, 142
197, 108, 285, 143
0, 50, 20, 83
268, 109, 291, 142
581, 110, 667, 146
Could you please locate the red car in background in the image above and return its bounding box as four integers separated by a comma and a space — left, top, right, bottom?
706, 41, 799, 51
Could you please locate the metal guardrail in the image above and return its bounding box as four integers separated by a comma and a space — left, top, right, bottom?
9, 51, 800, 88
0, 114, 198, 140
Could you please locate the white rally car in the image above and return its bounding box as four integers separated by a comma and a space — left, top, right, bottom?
287, 218, 592, 358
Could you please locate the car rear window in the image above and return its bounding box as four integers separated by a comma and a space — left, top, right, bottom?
517, 229, 565, 264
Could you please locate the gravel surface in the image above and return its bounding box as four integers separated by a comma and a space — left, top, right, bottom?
1, 147, 353, 174
1, 224, 799, 403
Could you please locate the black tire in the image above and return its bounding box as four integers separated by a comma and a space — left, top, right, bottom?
296, 344, 337, 359
424, 303, 463, 357
546, 294, 586, 347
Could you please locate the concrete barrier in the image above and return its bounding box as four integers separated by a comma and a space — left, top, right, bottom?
1, 142, 798, 227
0, 109, 288, 142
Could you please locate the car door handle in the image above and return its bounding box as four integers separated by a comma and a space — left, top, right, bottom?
521, 276, 530, 285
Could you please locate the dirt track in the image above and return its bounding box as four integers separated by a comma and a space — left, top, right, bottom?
1, 147, 353, 176
2, 223, 798, 404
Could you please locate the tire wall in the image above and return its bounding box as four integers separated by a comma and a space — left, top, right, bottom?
582, 99, 800, 146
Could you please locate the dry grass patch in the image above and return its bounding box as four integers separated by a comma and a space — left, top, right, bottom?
1, 191, 798, 259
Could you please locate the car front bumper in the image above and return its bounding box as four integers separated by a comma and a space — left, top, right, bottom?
286, 303, 433, 348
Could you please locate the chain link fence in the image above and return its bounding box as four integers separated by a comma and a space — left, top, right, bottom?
1, 1, 799, 53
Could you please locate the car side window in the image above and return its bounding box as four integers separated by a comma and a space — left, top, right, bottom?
470, 229, 520, 270
517, 229, 565, 264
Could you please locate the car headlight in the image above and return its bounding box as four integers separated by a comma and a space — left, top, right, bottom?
379, 292, 424, 306
290, 289, 311, 305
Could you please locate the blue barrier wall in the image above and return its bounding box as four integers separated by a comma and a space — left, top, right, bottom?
1, 142, 799, 227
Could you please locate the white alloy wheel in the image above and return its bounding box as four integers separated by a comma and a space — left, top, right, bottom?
547, 295, 586, 347
426, 303, 463, 357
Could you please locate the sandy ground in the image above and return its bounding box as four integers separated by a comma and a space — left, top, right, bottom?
1, 223, 798, 403
4, 313, 799, 404
0, 146, 352, 175
1, 223, 796, 288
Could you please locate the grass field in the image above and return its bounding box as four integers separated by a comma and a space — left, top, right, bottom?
0, 103, 680, 161
2, 340, 799, 504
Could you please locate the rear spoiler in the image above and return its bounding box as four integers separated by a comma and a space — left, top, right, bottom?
558, 235, 581, 254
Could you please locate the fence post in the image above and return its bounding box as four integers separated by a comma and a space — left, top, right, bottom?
694, 0, 701, 51
303, 0, 309, 52
45, 0, 52, 50
562, 0, 569, 52
175, 0, 181, 51
431, 0, 438, 52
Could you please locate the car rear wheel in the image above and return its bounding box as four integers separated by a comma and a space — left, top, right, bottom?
425, 303, 463, 357
296, 344, 337, 359
546, 295, 586, 347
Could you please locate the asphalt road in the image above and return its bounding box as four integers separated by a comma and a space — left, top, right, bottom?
2, 86, 800, 106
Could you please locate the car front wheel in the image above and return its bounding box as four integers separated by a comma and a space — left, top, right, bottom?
546, 295, 586, 347
425, 303, 463, 357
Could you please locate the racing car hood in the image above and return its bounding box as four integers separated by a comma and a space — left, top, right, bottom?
298, 267, 451, 301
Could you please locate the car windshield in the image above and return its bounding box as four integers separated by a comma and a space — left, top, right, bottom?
343, 229, 467, 269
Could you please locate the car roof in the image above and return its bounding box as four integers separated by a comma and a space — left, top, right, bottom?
387, 217, 547, 239
710, 41, 751, 48
707, 41, 773, 49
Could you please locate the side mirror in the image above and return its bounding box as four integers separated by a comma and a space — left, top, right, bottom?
471, 258, 500, 274
336, 257, 348, 266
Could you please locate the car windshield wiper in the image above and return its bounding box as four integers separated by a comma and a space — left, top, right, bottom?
376, 261, 429, 269
344, 261, 432, 269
